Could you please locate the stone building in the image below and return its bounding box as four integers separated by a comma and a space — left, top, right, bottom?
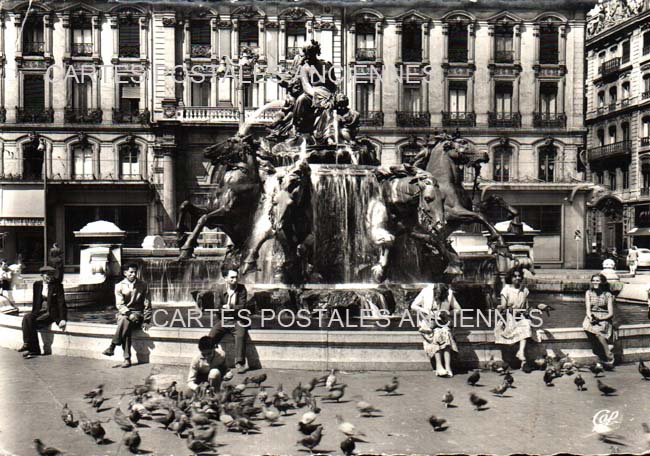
585, 0, 650, 255
0, 0, 596, 271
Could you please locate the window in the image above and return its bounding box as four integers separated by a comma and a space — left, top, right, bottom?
448, 21, 468, 63
608, 171, 617, 190
622, 81, 630, 100
118, 76, 140, 115
596, 171, 604, 185
538, 146, 556, 182
120, 144, 140, 179
597, 128, 605, 146
517, 205, 561, 234
286, 23, 307, 61
598, 91, 605, 108
622, 40, 630, 63
448, 81, 467, 113
239, 21, 259, 54
644, 74, 650, 96
493, 146, 511, 182
22, 141, 43, 180
539, 82, 557, 115
608, 125, 617, 144
622, 165, 629, 189
23, 75, 45, 113
643, 116, 650, 138
73, 146, 93, 179
355, 22, 376, 61
495, 82, 513, 114
72, 21, 93, 57
609, 45, 617, 56
23, 18, 44, 56
494, 25, 514, 63
242, 82, 254, 108
355, 83, 375, 113
118, 21, 140, 58
402, 21, 422, 62
72, 78, 92, 112
644, 32, 650, 55
539, 23, 559, 64
622, 122, 630, 142
191, 21, 211, 57
609, 86, 617, 107
191, 80, 210, 107
402, 85, 422, 112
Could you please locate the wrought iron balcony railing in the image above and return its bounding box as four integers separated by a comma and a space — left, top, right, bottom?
402, 48, 422, 62
72, 43, 93, 57
113, 108, 150, 124
641, 137, 650, 148
488, 111, 521, 128
355, 48, 377, 61
118, 44, 140, 58
396, 110, 430, 127
448, 48, 468, 63
190, 43, 211, 58
442, 111, 476, 127
533, 112, 567, 128
643, 91, 650, 100
16, 107, 54, 123
64, 108, 103, 124
495, 50, 514, 63
23, 41, 45, 56
587, 140, 632, 162
359, 111, 384, 127
599, 57, 621, 76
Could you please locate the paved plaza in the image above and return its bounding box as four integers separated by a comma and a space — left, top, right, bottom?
2, 348, 650, 456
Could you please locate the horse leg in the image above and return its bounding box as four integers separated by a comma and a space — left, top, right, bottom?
446, 206, 508, 248
179, 207, 231, 260
176, 201, 206, 249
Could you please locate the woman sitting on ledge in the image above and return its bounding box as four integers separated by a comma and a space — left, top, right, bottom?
494, 268, 537, 365
583, 273, 615, 369
411, 283, 462, 378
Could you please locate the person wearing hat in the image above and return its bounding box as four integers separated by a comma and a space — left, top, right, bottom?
17, 266, 67, 358
102, 263, 151, 368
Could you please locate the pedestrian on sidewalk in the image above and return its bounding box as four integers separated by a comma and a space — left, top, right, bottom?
583, 273, 615, 368
0, 258, 15, 307
627, 245, 639, 276
102, 263, 151, 368
187, 336, 227, 394
17, 266, 66, 358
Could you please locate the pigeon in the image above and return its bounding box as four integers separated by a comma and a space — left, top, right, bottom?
34, 439, 62, 456
337, 415, 366, 438
273, 395, 295, 415
533, 357, 547, 370
574, 374, 586, 391
442, 390, 454, 408
322, 384, 347, 402
155, 408, 175, 429
597, 379, 616, 396
187, 434, 216, 453
340, 436, 359, 456
244, 373, 267, 387
257, 386, 269, 404
122, 430, 141, 453
326, 369, 338, 390
639, 361, 650, 380
469, 393, 487, 411
428, 415, 447, 431
292, 382, 305, 403
301, 411, 318, 425
487, 356, 509, 373
299, 421, 321, 435
162, 381, 178, 399
88, 420, 106, 444
191, 425, 216, 442
356, 400, 381, 417
61, 403, 76, 427
305, 377, 319, 392
169, 415, 191, 437
262, 405, 280, 425
84, 384, 104, 399
297, 425, 323, 452
91, 393, 106, 410
467, 370, 480, 386
490, 382, 509, 397
536, 303, 555, 317
375, 376, 399, 395
113, 408, 134, 431
503, 372, 514, 387
223, 369, 234, 382
589, 361, 604, 377
543, 369, 556, 386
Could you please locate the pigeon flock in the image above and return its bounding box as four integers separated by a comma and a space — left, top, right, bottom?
31, 358, 650, 455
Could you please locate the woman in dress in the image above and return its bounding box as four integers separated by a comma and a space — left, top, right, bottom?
583, 273, 615, 367
411, 283, 462, 377
494, 268, 537, 363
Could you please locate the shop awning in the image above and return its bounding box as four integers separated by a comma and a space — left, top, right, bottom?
0, 187, 44, 219
627, 227, 650, 236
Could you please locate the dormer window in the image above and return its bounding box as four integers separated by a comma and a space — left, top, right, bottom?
23, 17, 45, 56
494, 24, 514, 63
539, 22, 559, 64
355, 22, 376, 62
402, 21, 422, 63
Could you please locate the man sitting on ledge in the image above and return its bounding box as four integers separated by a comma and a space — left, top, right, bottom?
17, 266, 66, 359
187, 336, 227, 393
102, 263, 151, 368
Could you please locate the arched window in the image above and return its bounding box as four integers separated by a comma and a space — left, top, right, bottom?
73, 145, 93, 180
448, 20, 468, 63
119, 142, 141, 179
597, 128, 605, 146
117, 9, 141, 58
538, 146, 556, 182
608, 86, 617, 107
493, 146, 511, 182
598, 90, 605, 108
641, 156, 650, 191
608, 125, 617, 144
23, 15, 45, 56
538, 21, 559, 64
644, 74, 650, 98
22, 139, 43, 181
642, 116, 650, 139
622, 121, 630, 142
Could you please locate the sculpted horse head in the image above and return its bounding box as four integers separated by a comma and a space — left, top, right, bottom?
204, 134, 258, 168
272, 159, 312, 230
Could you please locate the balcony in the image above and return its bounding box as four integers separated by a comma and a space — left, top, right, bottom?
118, 44, 140, 58
23, 41, 45, 56
72, 43, 93, 57
359, 111, 384, 127
641, 137, 650, 148
176, 106, 281, 123
442, 111, 476, 127
448, 48, 468, 63
643, 91, 650, 100
190, 44, 211, 58
396, 111, 430, 127
64, 108, 102, 124
599, 57, 621, 76
113, 108, 150, 124
16, 107, 53, 123
488, 111, 521, 128
495, 50, 514, 63
402, 48, 422, 63
355, 48, 377, 62
587, 140, 632, 162
533, 112, 566, 128
286, 47, 302, 61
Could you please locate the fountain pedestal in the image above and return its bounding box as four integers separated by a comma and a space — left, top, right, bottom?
73, 220, 126, 284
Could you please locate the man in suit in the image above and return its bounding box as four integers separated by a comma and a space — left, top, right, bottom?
17, 265, 67, 359
102, 263, 151, 368
204, 268, 249, 374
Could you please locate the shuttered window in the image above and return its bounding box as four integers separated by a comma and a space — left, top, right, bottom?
191, 21, 211, 45
119, 22, 140, 57
23, 75, 45, 112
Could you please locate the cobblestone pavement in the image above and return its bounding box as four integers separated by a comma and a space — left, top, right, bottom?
2, 347, 650, 456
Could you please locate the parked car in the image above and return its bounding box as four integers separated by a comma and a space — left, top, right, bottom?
626, 248, 650, 268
